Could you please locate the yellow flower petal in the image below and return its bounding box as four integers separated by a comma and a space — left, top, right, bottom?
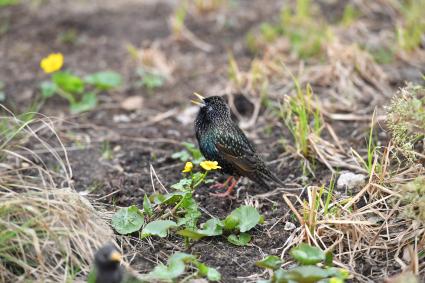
182, 162, 193, 173
40, 53, 64, 74
200, 160, 221, 171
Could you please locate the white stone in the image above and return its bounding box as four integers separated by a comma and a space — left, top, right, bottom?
337, 171, 366, 190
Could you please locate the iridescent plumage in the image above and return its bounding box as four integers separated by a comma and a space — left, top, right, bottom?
194, 96, 284, 191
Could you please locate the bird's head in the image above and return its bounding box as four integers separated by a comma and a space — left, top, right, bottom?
192, 93, 231, 124
94, 243, 122, 271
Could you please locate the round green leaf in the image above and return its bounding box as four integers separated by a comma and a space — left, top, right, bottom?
52, 72, 84, 94
224, 205, 262, 232
70, 92, 97, 113
84, 71, 122, 90
111, 205, 144, 235
256, 255, 283, 270
40, 81, 57, 98
142, 220, 177, 238
290, 243, 326, 265
227, 233, 251, 246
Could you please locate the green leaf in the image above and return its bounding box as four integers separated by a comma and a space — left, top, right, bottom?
148, 262, 184, 280
70, 92, 97, 113
151, 192, 185, 205
171, 142, 204, 164
223, 205, 262, 232
171, 150, 191, 162
143, 195, 153, 217
40, 81, 57, 98
325, 251, 333, 267
177, 194, 201, 229
171, 178, 192, 191
142, 220, 177, 238
137, 68, 164, 90
197, 263, 221, 281
148, 252, 195, 280
256, 255, 283, 270
182, 142, 203, 161
273, 265, 336, 282
290, 243, 326, 265
227, 232, 251, 246
199, 218, 223, 236
86, 269, 97, 283
111, 205, 144, 235
52, 72, 84, 94
85, 71, 122, 90
177, 218, 223, 240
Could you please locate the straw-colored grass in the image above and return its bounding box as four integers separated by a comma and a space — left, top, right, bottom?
0, 109, 114, 282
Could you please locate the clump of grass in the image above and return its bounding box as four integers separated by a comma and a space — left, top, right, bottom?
386, 83, 425, 162
280, 77, 322, 159
399, 176, 425, 223
0, 111, 114, 282
246, 0, 331, 59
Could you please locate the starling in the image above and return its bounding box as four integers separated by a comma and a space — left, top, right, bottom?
193, 93, 284, 197
89, 243, 124, 283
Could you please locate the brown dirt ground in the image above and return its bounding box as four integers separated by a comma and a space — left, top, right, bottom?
1, 0, 423, 282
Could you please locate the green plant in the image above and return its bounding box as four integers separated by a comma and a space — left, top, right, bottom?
351, 110, 380, 176
396, 0, 425, 51
170, 2, 188, 38
340, 3, 359, 26
136, 68, 165, 90
111, 160, 263, 246
280, 76, 322, 159
257, 243, 349, 283
0, 0, 18, 7
386, 83, 425, 162
172, 142, 204, 164
246, 1, 330, 58
39, 53, 122, 113
101, 140, 113, 160
143, 252, 221, 282
399, 176, 425, 223
178, 205, 263, 246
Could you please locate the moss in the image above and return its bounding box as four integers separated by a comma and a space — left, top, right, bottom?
386, 83, 425, 162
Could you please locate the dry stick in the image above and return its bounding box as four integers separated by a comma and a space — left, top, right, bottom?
326, 123, 345, 152
282, 195, 304, 225
309, 135, 335, 173
149, 164, 168, 194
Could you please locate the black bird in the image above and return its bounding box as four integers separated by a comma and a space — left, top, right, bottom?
89, 243, 124, 283
193, 93, 284, 197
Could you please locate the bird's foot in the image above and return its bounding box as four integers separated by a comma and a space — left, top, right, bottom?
209, 177, 240, 198
210, 176, 233, 190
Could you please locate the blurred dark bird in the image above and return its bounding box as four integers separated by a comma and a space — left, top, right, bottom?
193, 93, 284, 197
90, 243, 124, 283
89, 244, 143, 283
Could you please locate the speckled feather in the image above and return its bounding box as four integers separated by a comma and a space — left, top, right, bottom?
195, 96, 284, 188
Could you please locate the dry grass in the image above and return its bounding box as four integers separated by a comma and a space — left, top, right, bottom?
281, 139, 425, 282
0, 109, 114, 282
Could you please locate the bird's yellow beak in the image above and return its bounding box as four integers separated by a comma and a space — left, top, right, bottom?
191, 92, 205, 106
109, 251, 122, 263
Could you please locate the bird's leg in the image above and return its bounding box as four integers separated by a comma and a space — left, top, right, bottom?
210, 177, 241, 197
210, 176, 233, 189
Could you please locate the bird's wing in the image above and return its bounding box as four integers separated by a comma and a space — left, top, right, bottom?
215, 128, 258, 174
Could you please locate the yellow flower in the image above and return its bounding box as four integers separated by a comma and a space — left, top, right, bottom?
200, 160, 221, 171
182, 162, 193, 173
40, 53, 64, 74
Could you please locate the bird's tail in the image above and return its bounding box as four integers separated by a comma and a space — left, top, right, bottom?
260, 166, 285, 187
